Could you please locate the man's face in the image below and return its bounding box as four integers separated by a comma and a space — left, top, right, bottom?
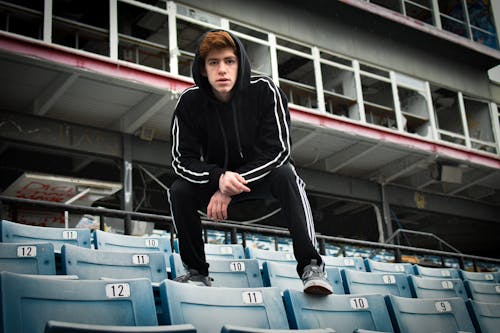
203, 47, 238, 102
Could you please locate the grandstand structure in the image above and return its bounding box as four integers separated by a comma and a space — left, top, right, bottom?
0, 0, 499, 273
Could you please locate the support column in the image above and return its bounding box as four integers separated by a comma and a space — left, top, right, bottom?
122, 135, 133, 235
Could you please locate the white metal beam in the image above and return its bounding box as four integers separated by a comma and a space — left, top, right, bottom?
31, 72, 79, 116
118, 93, 176, 134
324, 142, 379, 172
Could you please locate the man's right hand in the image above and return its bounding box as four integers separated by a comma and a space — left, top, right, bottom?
219, 171, 251, 196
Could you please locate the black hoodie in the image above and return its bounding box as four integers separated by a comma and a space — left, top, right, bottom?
171, 30, 291, 192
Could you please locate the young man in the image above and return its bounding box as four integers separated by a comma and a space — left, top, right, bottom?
169, 30, 333, 295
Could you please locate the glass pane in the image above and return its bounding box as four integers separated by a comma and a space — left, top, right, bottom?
362, 75, 395, 128
322, 64, 357, 117
177, 19, 206, 54
370, 0, 401, 12
471, 27, 498, 49
431, 86, 464, 135
398, 87, 430, 136
133, 0, 167, 9
278, 49, 317, 108
240, 38, 271, 75
359, 63, 389, 78
118, 2, 169, 71
405, 1, 433, 24
467, 0, 495, 31
277, 37, 310, 54
464, 97, 494, 141
52, 20, 109, 56
439, 0, 465, 20
230, 22, 268, 41
0, 1, 43, 39
441, 15, 468, 38
176, 3, 221, 26
320, 51, 352, 66
53, 0, 109, 29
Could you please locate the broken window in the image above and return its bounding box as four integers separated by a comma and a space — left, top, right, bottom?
431, 85, 466, 146
360, 64, 395, 129
464, 96, 497, 154
0, 0, 43, 40
118, 2, 169, 71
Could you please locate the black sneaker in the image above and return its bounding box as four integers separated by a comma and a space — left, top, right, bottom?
174, 269, 213, 287
301, 259, 333, 295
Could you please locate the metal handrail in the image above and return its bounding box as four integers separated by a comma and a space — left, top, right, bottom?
0, 195, 498, 268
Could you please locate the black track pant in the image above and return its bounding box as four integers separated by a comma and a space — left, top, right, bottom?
168, 163, 322, 276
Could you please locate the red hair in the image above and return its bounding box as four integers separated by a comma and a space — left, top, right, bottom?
199, 31, 237, 61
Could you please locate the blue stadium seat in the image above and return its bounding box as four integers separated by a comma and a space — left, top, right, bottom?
341, 269, 411, 298
466, 299, 500, 333
61, 244, 168, 284
413, 264, 460, 279
408, 275, 468, 300
0, 271, 158, 333
460, 270, 500, 284
464, 280, 500, 303
283, 289, 394, 332
244, 247, 296, 268
0, 242, 56, 274
170, 253, 263, 288
321, 255, 366, 271
221, 325, 336, 333
204, 243, 246, 260
173, 239, 245, 260
364, 259, 414, 275
159, 279, 289, 333
44, 321, 197, 333
262, 261, 344, 294
1, 219, 91, 252
385, 294, 476, 333
94, 230, 172, 272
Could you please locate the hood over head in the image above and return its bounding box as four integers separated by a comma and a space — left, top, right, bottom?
192, 29, 251, 100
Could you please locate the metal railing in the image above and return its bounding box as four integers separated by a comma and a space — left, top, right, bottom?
0, 195, 498, 271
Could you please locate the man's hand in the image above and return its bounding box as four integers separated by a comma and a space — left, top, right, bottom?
207, 190, 232, 222
219, 171, 251, 196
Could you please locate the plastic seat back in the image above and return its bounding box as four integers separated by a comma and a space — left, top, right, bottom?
205, 243, 246, 260
244, 247, 296, 269
385, 294, 476, 333
0, 242, 56, 274
364, 259, 413, 275
460, 270, 500, 283
1, 271, 158, 333
94, 230, 172, 270
221, 325, 336, 333
61, 244, 168, 283
170, 253, 263, 288
408, 275, 468, 300
262, 261, 345, 294
466, 299, 500, 333
342, 269, 412, 297
1, 220, 91, 253
159, 279, 289, 333
44, 321, 197, 333
464, 280, 500, 303
283, 289, 394, 332
321, 255, 366, 271
413, 265, 460, 279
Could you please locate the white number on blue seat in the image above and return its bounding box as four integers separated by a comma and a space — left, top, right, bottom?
495, 285, 500, 293
144, 239, 159, 248
350, 297, 369, 310
435, 301, 452, 312
395, 265, 405, 272
344, 258, 355, 266
441, 281, 453, 289
106, 283, 131, 298
382, 275, 396, 284
285, 253, 294, 260
242, 291, 263, 304
230, 261, 246, 272
132, 254, 150, 265
62, 230, 77, 240
484, 273, 494, 281
17, 245, 37, 257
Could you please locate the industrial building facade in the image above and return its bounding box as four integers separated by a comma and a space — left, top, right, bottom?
0, 0, 499, 266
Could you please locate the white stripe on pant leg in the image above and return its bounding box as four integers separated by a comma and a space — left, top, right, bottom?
291, 166, 318, 248
166, 188, 178, 234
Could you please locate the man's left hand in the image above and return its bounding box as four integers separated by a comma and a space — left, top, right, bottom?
207, 190, 232, 222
